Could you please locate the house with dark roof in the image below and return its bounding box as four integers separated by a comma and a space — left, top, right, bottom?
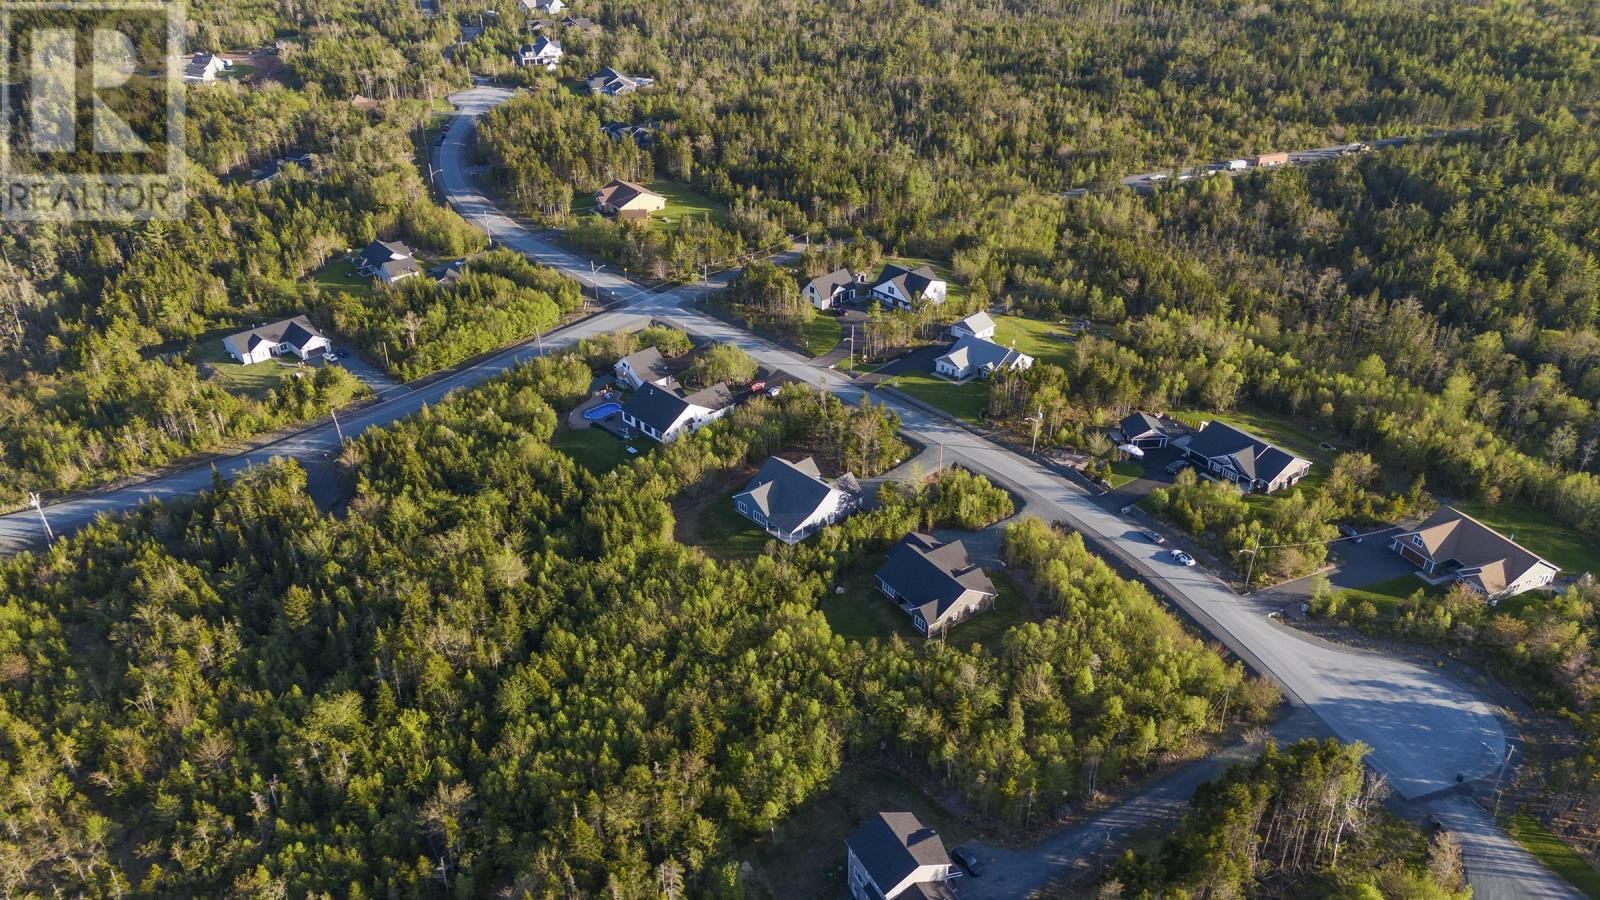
587, 66, 655, 96
846, 812, 958, 900
184, 52, 231, 83
619, 381, 733, 443
223, 316, 330, 365
613, 346, 677, 390
933, 335, 1032, 380
1111, 411, 1168, 449
949, 311, 995, 341
562, 15, 598, 30
802, 268, 858, 311
516, 37, 563, 70
868, 263, 947, 310
355, 240, 421, 286
732, 456, 855, 543
1180, 421, 1311, 494
1391, 506, 1559, 600
876, 533, 997, 638
594, 179, 667, 220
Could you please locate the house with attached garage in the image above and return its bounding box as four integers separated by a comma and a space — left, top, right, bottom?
933, 335, 1033, 380
516, 37, 563, 69
223, 316, 330, 365
731, 456, 856, 544
613, 346, 677, 390
184, 52, 231, 83
868, 263, 947, 310
876, 532, 997, 639
846, 812, 958, 900
1180, 421, 1310, 494
1111, 411, 1169, 449
619, 381, 733, 443
802, 267, 858, 310
520, 0, 564, 14
1390, 506, 1559, 601
949, 311, 995, 341
594, 179, 667, 220
356, 239, 421, 286
587, 66, 655, 96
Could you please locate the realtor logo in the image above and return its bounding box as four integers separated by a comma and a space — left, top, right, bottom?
0, 0, 184, 221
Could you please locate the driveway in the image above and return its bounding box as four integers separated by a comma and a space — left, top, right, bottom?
1267, 526, 1416, 602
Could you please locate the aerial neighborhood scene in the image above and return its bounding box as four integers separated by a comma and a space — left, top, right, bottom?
6, 0, 1600, 898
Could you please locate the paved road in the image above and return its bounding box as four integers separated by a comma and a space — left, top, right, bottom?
0, 85, 1575, 900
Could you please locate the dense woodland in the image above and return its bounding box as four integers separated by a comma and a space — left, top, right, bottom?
0, 345, 1274, 895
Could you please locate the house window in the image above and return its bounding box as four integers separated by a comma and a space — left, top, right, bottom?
736, 502, 748, 516
1411, 535, 1423, 547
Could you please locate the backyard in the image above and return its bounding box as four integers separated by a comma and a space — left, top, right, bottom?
990, 314, 1077, 368
748, 765, 973, 899
574, 180, 729, 229
1453, 499, 1600, 576
311, 257, 374, 301
551, 425, 640, 475
688, 490, 776, 559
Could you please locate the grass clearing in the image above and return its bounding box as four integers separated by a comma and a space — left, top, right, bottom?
551, 426, 639, 475
192, 338, 302, 400
887, 371, 986, 422
992, 315, 1077, 368
648, 180, 730, 227
748, 765, 971, 898
692, 494, 776, 559
1108, 459, 1143, 489
1335, 573, 1441, 620
804, 310, 844, 357
1506, 814, 1600, 899
1453, 499, 1600, 575
311, 258, 374, 301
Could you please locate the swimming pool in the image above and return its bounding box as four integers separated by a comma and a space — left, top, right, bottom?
584, 401, 623, 421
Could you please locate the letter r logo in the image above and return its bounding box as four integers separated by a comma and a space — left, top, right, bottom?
27, 26, 148, 153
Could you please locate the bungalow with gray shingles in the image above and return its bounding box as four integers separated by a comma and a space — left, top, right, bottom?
949, 311, 995, 340
933, 335, 1032, 380
613, 346, 677, 390
1111, 411, 1169, 449
868, 263, 947, 310
223, 316, 330, 365
732, 456, 855, 543
876, 533, 997, 638
516, 37, 563, 70
1179, 421, 1310, 494
356, 239, 421, 286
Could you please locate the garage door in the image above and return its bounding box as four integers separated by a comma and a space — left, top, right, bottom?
1400, 545, 1427, 568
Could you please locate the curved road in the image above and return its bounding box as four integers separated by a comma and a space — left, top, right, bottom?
0, 85, 1576, 899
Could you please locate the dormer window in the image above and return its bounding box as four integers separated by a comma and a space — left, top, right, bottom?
1411, 534, 1424, 547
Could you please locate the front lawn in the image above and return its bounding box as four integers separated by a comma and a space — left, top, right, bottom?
804, 310, 843, 357
192, 337, 303, 400
1108, 459, 1144, 488
747, 765, 972, 899
1506, 813, 1600, 899
1453, 499, 1600, 576
887, 371, 986, 422
551, 425, 639, 475
1335, 573, 1441, 620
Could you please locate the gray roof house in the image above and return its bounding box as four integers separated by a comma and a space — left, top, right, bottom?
802, 267, 857, 310
1112, 411, 1168, 448
868, 263, 947, 310
846, 812, 958, 900
619, 381, 733, 443
933, 335, 1033, 381
1180, 421, 1311, 494
223, 316, 331, 365
732, 456, 855, 543
613, 346, 677, 390
876, 533, 997, 638
356, 240, 421, 286
587, 66, 655, 96
1391, 506, 1559, 600
949, 311, 995, 340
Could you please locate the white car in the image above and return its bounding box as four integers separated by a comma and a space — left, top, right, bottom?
1171, 550, 1196, 567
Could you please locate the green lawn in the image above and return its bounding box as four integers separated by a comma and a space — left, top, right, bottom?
824, 561, 1034, 654
311, 258, 374, 300
804, 310, 844, 357
992, 315, 1077, 368
883, 255, 963, 304
1454, 499, 1600, 575
1108, 459, 1144, 489
551, 426, 639, 475
693, 495, 776, 559
748, 765, 971, 899
1336, 573, 1440, 619
192, 337, 302, 400
220, 63, 257, 81
573, 180, 730, 229
1506, 814, 1600, 899
887, 371, 987, 422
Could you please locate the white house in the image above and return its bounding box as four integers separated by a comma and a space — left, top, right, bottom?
613, 346, 677, 390
933, 335, 1032, 380
949, 311, 995, 341
183, 53, 231, 83
517, 37, 563, 70
846, 812, 958, 900
223, 316, 330, 365
1391, 506, 1560, 601
802, 268, 857, 311
868, 263, 946, 310
619, 381, 733, 443
731, 456, 856, 544
521, 0, 565, 14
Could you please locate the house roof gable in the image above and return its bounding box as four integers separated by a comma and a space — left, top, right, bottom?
846, 812, 951, 895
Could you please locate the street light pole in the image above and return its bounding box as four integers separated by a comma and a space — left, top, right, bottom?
330, 408, 346, 444
1027, 406, 1043, 454
1243, 531, 1262, 590
28, 492, 53, 545
590, 261, 605, 308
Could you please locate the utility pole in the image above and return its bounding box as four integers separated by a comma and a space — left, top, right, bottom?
28, 492, 53, 545
938, 441, 944, 472
590, 262, 605, 308
1243, 531, 1262, 591
1028, 406, 1043, 454
847, 326, 856, 370
330, 408, 346, 444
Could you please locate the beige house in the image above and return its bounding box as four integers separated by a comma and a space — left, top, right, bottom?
1391, 506, 1559, 600
594, 180, 667, 220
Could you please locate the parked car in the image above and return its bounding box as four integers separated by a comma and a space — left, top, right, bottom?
748, 380, 766, 392
1337, 524, 1362, 543
1140, 529, 1165, 545
951, 847, 984, 877
1165, 459, 1191, 475
766, 384, 782, 397
1172, 550, 1196, 567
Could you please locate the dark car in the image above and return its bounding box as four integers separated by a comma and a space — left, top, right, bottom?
951, 846, 984, 877
1140, 529, 1165, 545
1165, 458, 1190, 475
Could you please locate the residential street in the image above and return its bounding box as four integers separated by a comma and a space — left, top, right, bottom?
0, 84, 1578, 900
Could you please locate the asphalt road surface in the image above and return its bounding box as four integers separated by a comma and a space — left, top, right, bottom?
0, 85, 1576, 899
